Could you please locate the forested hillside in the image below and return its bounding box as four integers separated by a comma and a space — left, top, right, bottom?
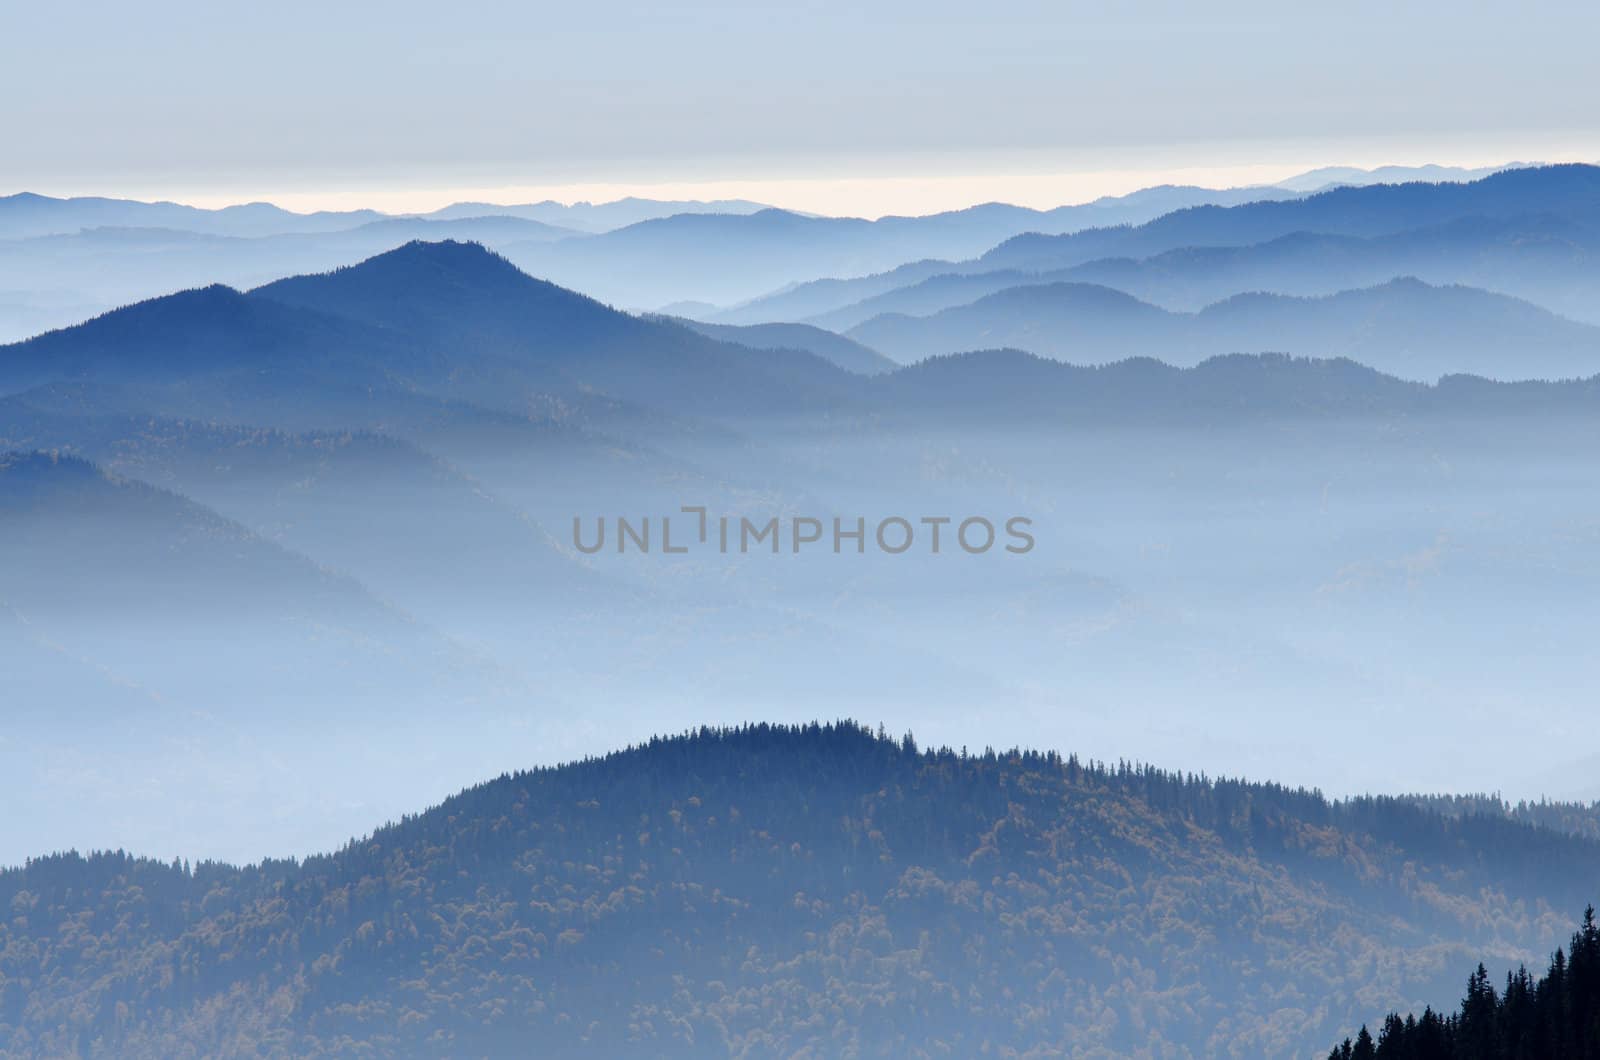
3, 722, 1597, 1058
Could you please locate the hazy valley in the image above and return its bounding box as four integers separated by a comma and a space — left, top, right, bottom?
5, 164, 1600, 1057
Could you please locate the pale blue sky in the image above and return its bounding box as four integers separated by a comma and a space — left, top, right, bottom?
4, 0, 1597, 214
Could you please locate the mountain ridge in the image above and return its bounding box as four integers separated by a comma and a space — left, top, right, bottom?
847, 276, 1600, 381
3, 720, 1598, 1057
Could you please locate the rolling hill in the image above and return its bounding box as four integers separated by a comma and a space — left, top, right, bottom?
0, 191, 386, 239
1006, 214, 1600, 324
0, 450, 497, 715
672, 317, 897, 374
717, 167, 1600, 334
847, 278, 1600, 381
0, 241, 859, 423
979, 165, 1600, 274
497, 183, 1312, 310
3, 722, 1598, 1057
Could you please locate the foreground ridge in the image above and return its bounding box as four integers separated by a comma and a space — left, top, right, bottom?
3, 720, 1599, 1057
1330, 905, 1600, 1059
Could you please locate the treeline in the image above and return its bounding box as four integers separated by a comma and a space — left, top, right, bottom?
1330, 906, 1600, 1059
1407, 794, 1600, 843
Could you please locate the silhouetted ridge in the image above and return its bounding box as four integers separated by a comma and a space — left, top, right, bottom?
0, 283, 417, 387
849, 273, 1600, 381
1330, 905, 1600, 1059
252, 239, 759, 362
0, 240, 859, 418
982, 164, 1600, 272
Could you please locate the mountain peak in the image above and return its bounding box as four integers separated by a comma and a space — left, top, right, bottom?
359, 237, 520, 274
250, 240, 607, 338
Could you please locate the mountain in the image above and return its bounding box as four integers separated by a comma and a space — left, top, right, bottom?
979, 165, 1600, 275
807, 266, 1039, 331
869, 348, 1600, 427
251, 240, 858, 417
671, 317, 897, 374
0, 191, 387, 239
711, 257, 965, 325
12, 239, 1600, 873
1273, 162, 1529, 193
0, 281, 435, 390
847, 278, 1600, 381
3, 722, 1598, 1058
0, 448, 560, 864
329, 214, 578, 244
851, 281, 1175, 364
499, 208, 959, 308
0, 449, 497, 719
862, 213, 1593, 323
0, 215, 585, 342
872, 348, 1422, 423
1045, 213, 1600, 324
0, 241, 858, 423
767, 212, 1600, 338
1194, 279, 1600, 380
0, 406, 608, 646
713, 168, 1600, 333
497, 186, 1313, 310
420, 196, 773, 232
810, 209, 1600, 331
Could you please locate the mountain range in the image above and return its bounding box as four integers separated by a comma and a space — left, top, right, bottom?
5, 236, 1600, 1060
847, 277, 1600, 381
9, 241, 1600, 417
8, 237, 1600, 874
793, 214, 1600, 334
713, 165, 1600, 336
1, 241, 860, 426
5, 165, 1591, 351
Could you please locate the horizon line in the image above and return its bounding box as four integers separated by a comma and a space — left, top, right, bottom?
4, 156, 1581, 222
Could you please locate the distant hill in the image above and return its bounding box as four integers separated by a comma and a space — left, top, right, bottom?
802, 213, 1600, 332
872, 349, 1422, 423
0, 241, 858, 423
979, 165, 1600, 274
1196, 279, 1600, 380
0, 281, 435, 389
0, 450, 493, 715
808, 266, 1038, 331
419, 196, 773, 232
251, 240, 858, 416
3, 721, 1598, 1057
11, 244, 1600, 432
0, 191, 387, 239
1044, 213, 1600, 324
1272, 162, 1529, 193
499, 184, 1311, 309
852, 281, 1175, 364
671, 317, 898, 374
0, 409, 608, 645
712, 257, 964, 325
711, 169, 1597, 330
871, 348, 1600, 426
847, 277, 1600, 381
0, 215, 581, 343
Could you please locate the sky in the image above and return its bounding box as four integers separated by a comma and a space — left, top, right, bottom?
4, 0, 1599, 217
